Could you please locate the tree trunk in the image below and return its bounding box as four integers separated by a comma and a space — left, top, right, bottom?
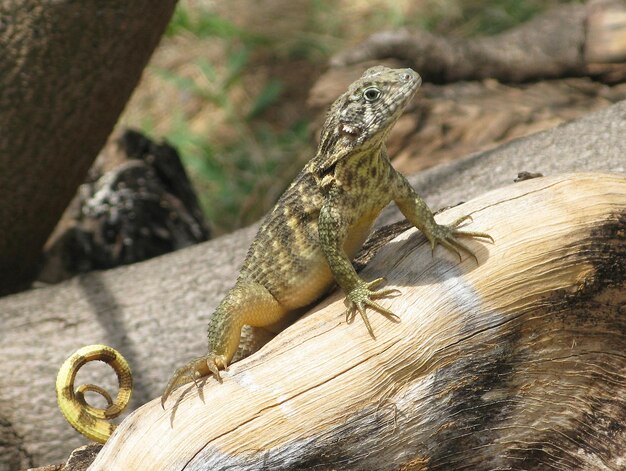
0, 101, 624, 470
90, 172, 626, 470
0, 0, 177, 295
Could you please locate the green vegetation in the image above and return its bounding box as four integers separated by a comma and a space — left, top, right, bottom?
145, 43, 310, 232
139, 0, 581, 234
165, 6, 267, 43
140, 10, 311, 233
421, 0, 583, 36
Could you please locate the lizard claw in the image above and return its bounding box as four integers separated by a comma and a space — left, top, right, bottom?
161, 353, 227, 408
426, 215, 493, 263
345, 277, 401, 339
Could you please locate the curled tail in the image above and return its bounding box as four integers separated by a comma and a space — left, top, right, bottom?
55, 344, 132, 444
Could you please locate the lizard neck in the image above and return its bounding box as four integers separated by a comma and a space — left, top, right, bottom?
334, 142, 385, 174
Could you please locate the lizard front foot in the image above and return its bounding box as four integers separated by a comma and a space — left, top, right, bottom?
426, 215, 494, 263
161, 353, 227, 408
345, 277, 401, 338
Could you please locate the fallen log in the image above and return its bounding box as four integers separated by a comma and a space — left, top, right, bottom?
330, 1, 626, 84
2, 102, 624, 469
87, 172, 625, 470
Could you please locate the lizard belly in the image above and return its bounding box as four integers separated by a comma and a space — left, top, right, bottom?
343, 211, 377, 259
274, 249, 334, 310
276, 211, 376, 310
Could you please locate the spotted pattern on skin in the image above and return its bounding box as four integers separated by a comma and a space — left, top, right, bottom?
163, 66, 492, 404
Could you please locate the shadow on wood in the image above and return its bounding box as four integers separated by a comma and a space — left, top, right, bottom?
85, 173, 625, 470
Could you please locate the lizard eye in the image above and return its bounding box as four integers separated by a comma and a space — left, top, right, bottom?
363, 87, 381, 102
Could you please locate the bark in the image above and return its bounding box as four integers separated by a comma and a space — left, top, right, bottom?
90, 172, 626, 470
0, 0, 177, 295
330, 1, 626, 84
38, 129, 211, 284
0, 101, 625, 469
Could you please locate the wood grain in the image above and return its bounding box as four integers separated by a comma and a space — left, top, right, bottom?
89, 173, 626, 470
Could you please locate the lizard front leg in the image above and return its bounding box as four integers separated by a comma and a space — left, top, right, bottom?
391, 170, 493, 261
162, 280, 286, 406
319, 187, 400, 338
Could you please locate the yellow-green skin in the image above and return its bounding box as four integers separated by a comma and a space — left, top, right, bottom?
56, 344, 132, 443
162, 66, 492, 405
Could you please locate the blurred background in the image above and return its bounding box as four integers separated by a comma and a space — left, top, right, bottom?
118, 0, 585, 234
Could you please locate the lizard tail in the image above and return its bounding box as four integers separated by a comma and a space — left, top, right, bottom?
55, 344, 132, 444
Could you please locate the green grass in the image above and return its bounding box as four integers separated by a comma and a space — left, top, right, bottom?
147, 27, 310, 232
156, 112, 310, 233
425, 0, 583, 36
165, 6, 267, 43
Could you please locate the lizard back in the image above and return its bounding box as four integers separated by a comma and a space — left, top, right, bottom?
240, 66, 421, 309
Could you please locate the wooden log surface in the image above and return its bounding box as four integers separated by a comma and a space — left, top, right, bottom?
2, 101, 624, 470
89, 172, 626, 470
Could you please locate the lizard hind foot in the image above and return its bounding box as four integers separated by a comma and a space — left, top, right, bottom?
161, 353, 227, 408
345, 277, 401, 339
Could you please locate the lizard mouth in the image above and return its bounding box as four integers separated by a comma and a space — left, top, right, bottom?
338, 123, 361, 139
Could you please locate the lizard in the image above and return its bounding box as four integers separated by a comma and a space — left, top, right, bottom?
161, 65, 493, 405
56, 344, 132, 444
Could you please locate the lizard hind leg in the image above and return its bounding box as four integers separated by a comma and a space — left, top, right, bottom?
161, 353, 227, 408
162, 280, 287, 407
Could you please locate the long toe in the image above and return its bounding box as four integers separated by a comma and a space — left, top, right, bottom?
439, 239, 463, 261
449, 237, 479, 263
453, 229, 494, 242
450, 214, 472, 228
357, 302, 376, 338
370, 287, 401, 298
365, 277, 386, 290
364, 299, 400, 322
162, 368, 192, 407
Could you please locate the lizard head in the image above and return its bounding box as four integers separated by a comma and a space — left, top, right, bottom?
317, 66, 421, 163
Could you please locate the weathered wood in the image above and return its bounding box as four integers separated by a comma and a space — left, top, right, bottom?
330, 1, 626, 83
1, 101, 625, 470
88, 173, 625, 470
38, 129, 211, 284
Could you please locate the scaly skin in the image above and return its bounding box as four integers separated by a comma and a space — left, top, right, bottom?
56, 345, 132, 443
162, 66, 492, 405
